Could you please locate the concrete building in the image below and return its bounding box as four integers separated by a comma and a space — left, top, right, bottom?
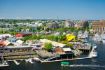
47, 21, 59, 29
65, 20, 75, 28
75, 21, 89, 29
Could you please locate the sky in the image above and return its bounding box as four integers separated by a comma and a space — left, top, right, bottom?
0, 0, 105, 20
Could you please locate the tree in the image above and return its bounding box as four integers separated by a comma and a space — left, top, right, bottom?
66, 43, 73, 48
83, 21, 89, 30
57, 35, 66, 42
44, 43, 53, 51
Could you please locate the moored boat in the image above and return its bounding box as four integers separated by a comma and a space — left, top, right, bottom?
101, 33, 105, 44
0, 61, 9, 67
38, 44, 97, 63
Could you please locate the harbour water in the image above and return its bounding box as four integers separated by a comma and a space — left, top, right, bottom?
0, 43, 105, 70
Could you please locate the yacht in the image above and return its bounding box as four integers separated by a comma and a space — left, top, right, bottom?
89, 45, 97, 58
101, 34, 105, 44
93, 33, 102, 42
78, 31, 89, 39
27, 58, 34, 64
0, 61, 9, 67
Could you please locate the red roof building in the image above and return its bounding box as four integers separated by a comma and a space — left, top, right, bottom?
0, 40, 10, 47
15, 33, 23, 38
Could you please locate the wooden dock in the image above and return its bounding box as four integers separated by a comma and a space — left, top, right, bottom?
0, 61, 9, 67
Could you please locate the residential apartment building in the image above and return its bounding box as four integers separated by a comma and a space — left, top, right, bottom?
92, 20, 105, 34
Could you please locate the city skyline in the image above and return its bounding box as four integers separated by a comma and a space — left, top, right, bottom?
0, 0, 105, 20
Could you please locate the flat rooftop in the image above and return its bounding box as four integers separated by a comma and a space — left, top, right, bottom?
3, 45, 32, 49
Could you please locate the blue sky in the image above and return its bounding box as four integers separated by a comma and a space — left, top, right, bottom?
0, 0, 105, 19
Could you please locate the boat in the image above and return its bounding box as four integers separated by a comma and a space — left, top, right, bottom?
88, 45, 97, 58
26, 58, 34, 64
93, 33, 102, 42
78, 31, 89, 39
33, 57, 40, 61
61, 61, 69, 66
82, 31, 89, 39
25, 59, 29, 63
0, 53, 9, 67
78, 31, 83, 39
0, 61, 9, 67
13, 60, 20, 65
101, 33, 105, 44
102, 39, 105, 44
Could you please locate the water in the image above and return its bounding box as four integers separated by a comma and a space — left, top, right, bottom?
0, 43, 105, 70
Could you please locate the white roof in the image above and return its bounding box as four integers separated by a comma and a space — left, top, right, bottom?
40, 39, 66, 47
0, 34, 12, 37
6, 46, 32, 48
16, 40, 23, 44
63, 48, 71, 51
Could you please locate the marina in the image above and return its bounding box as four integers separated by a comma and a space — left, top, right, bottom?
0, 0, 105, 69
0, 43, 105, 70
0, 33, 98, 67
0, 19, 105, 70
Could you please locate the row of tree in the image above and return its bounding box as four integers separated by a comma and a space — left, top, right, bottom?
22, 34, 66, 42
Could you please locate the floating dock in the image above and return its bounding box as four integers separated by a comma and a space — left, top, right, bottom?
13, 60, 20, 65
61, 64, 105, 68
25, 59, 34, 64
0, 61, 9, 67
40, 56, 93, 63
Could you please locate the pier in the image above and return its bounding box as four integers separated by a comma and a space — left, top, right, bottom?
13, 60, 20, 65
61, 64, 105, 68
0, 61, 9, 67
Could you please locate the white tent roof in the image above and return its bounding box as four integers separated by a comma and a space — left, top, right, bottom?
40, 39, 66, 47
16, 40, 23, 44
63, 48, 71, 51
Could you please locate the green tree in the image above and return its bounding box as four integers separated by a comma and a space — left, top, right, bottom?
44, 43, 53, 51
66, 43, 73, 48
82, 21, 89, 31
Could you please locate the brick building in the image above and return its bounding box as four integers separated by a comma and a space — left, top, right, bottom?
92, 20, 105, 34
